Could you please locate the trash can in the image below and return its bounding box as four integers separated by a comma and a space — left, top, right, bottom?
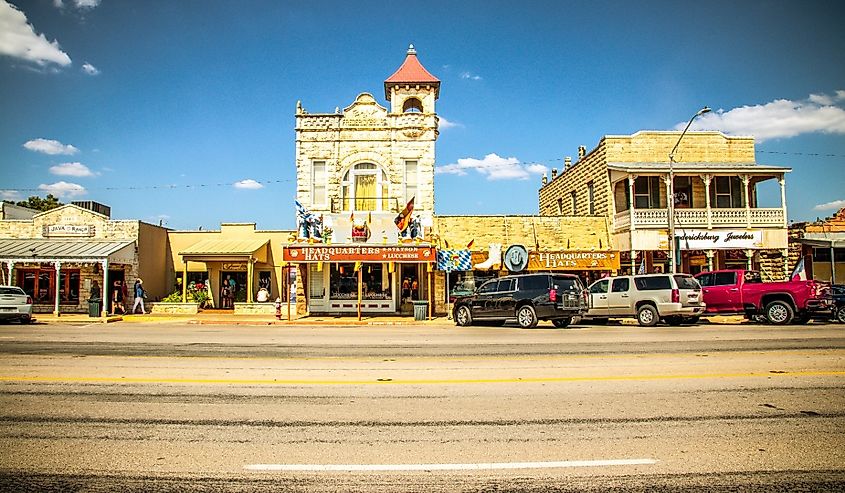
412, 300, 429, 321
88, 299, 101, 317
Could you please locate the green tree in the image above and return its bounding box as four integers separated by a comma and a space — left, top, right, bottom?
14, 194, 64, 212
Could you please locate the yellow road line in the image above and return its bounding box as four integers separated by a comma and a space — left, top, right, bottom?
0, 371, 843, 386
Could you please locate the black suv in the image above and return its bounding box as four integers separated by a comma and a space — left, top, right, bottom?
452, 273, 587, 328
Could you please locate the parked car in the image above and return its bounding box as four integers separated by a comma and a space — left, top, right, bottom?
832, 285, 845, 323
694, 269, 833, 325
0, 286, 33, 324
584, 274, 705, 326
452, 273, 587, 328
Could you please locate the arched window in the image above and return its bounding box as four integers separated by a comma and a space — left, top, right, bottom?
341, 163, 390, 211
402, 98, 423, 114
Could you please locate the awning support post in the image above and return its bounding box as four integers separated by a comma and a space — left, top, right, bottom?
101, 260, 109, 317
53, 261, 62, 316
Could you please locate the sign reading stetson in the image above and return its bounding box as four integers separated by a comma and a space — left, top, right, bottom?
528, 251, 621, 271
283, 245, 434, 263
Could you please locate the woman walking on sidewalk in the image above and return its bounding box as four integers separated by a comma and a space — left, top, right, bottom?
132, 279, 146, 315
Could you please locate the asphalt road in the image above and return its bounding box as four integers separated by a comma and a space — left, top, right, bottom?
0, 320, 843, 492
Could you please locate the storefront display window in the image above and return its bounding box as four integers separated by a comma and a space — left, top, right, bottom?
18, 268, 80, 304
330, 263, 391, 300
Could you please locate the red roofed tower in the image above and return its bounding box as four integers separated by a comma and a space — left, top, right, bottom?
384, 44, 440, 115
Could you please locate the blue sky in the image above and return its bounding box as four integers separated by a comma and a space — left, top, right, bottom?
1, 0, 844, 230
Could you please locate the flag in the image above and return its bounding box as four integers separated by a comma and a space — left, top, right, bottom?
295, 199, 315, 222
637, 257, 646, 275
466, 239, 474, 249
791, 257, 807, 281
394, 197, 415, 231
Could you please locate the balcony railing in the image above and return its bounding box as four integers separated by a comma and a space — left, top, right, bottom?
613, 208, 784, 231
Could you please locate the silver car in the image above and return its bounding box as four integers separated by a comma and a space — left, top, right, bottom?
584, 274, 705, 326
0, 286, 34, 324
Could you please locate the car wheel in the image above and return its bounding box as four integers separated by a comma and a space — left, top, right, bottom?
552, 317, 571, 328
664, 315, 683, 326
454, 305, 473, 327
19, 314, 32, 325
765, 300, 794, 325
686, 316, 701, 325
834, 306, 845, 324
516, 305, 538, 328
637, 304, 659, 327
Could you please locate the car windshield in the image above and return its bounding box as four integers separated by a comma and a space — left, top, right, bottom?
552, 276, 581, 291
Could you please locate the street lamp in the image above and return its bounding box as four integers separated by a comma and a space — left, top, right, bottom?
668, 106, 711, 274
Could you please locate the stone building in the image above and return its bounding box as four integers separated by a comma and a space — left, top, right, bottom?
0, 203, 169, 315
287, 45, 440, 315
538, 131, 791, 281
794, 207, 845, 284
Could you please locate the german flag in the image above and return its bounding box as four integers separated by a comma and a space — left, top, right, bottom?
394, 197, 415, 231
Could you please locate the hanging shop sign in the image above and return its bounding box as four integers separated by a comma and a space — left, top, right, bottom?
42, 224, 95, 237
528, 251, 621, 271
676, 230, 763, 250
503, 245, 529, 272
283, 245, 434, 263
222, 263, 247, 271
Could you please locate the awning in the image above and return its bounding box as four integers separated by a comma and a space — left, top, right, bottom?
799, 238, 845, 249
0, 239, 135, 263
179, 239, 269, 261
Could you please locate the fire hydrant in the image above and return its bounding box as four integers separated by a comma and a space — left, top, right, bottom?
274, 297, 282, 320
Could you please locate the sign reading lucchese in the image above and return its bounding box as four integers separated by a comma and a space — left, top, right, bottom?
42, 224, 95, 237
676, 230, 763, 249
528, 251, 621, 271
283, 245, 434, 263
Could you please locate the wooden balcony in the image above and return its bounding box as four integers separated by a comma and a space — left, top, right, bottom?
613, 208, 785, 232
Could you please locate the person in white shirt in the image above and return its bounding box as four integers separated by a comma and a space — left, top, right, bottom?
256, 287, 270, 303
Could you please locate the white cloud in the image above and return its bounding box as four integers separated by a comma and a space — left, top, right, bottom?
684, 91, 845, 142
436, 153, 548, 181
813, 199, 845, 211
1, 190, 20, 201
438, 116, 463, 130
233, 179, 264, 190
23, 138, 79, 155
74, 0, 101, 8
38, 181, 86, 198
81, 62, 99, 75
459, 71, 482, 81
0, 0, 72, 67
49, 162, 96, 177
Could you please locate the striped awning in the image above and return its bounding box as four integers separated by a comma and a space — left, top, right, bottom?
0, 239, 134, 260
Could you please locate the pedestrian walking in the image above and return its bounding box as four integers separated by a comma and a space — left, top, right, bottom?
111, 281, 125, 315
132, 278, 146, 314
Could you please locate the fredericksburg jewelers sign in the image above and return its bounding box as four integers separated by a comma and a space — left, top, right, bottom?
676, 230, 763, 249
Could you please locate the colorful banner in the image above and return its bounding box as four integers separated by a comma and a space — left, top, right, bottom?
436, 250, 472, 272
527, 251, 620, 271
283, 245, 434, 263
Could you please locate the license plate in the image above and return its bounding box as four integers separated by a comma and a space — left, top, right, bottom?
0, 307, 15, 312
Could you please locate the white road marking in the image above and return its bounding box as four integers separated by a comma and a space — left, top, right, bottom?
244, 458, 658, 472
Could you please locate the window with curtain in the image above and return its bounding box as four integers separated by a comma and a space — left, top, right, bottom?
634, 176, 662, 209
355, 174, 376, 211
312, 161, 326, 206
341, 163, 387, 212
405, 160, 417, 209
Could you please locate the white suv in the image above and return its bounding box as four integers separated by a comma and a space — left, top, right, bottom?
584, 274, 704, 326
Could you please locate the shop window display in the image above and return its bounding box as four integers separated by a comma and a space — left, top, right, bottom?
330, 263, 391, 300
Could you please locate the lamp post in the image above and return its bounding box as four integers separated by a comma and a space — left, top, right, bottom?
668, 106, 711, 274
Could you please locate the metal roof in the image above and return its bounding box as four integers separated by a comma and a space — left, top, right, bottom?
179, 238, 268, 256
0, 239, 134, 259
606, 162, 791, 173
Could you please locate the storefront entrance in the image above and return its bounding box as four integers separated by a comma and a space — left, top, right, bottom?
219, 271, 247, 308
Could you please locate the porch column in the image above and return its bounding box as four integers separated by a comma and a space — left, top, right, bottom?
831, 246, 836, 284
247, 257, 254, 303
782, 249, 790, 282
101, 259, 109, 317
6, 261, 12, 285
742, 175, 751, 228
53, 261, 62, 316
702, 174, 712, 229
627, 175, 637, 272
181, 260, 188, 303
706, 249, 714, 272
778, 175, 788, 228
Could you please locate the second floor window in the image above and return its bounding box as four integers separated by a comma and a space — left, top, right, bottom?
634, 176, 662, 209
405, 160, 418, 207
312, 161, 326, 207
570, 191, 577, 214
587, 181, 595, 215
341, 163, 390, 212
710, 176, 745, 208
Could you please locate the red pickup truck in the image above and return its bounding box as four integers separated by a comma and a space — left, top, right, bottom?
694, 269, 832, 325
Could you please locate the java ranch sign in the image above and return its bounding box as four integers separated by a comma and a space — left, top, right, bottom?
676, 230, 763, 249
42, 224, 95, 237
